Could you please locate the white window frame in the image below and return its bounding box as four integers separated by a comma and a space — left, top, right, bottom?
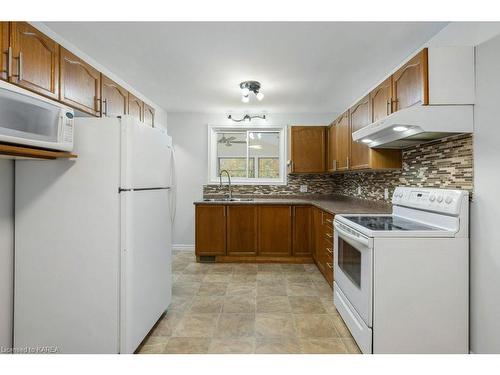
208, 124, 287, 185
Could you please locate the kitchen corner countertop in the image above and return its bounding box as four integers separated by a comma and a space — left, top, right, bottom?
193, 195, 392, 216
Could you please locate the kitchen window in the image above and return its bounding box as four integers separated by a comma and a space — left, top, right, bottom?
208, 125, 286, 185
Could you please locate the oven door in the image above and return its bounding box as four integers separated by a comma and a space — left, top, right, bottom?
334, 220, 373, 327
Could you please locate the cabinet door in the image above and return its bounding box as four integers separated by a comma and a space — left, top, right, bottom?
60, 47, 101, 116
227, 205, 258, 256
290, 126, 326, 173
349, 96, 370, 170
258, 206, 292, 256
101, 74, 128, 118
195, 205, 226, 256
327, 123, 337, 172
128, 93, 144, 122
311, 207, 321, 262
336, 111, 350, 171
392, 49, 428, 111
10, 22, 59, 99
292, 206, 311, 256
144, 103, 155, 127
370, 77, 392, 122
0, 22, 8, 81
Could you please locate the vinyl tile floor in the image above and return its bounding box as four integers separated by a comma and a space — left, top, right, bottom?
137, 251, 361, 354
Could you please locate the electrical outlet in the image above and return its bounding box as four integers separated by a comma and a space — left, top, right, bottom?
357, 186, 361, 195
300, 185, 308, 193
384, 188, 389, 200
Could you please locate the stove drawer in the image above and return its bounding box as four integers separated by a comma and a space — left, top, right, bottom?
334, 283, 372, 354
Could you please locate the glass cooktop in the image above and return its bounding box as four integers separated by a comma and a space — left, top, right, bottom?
345, 216, 440, 231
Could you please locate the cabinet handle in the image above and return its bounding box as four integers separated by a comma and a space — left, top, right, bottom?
326, 262, 333, 269
333, 160, 337, 171
102, 99, 108, 117
387, 100, 391, 115
346, 157, 350, 169
17, 52, 23, 81
7, 46, 12, 78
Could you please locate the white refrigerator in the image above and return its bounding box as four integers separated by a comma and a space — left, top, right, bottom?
14, 115, 173, 353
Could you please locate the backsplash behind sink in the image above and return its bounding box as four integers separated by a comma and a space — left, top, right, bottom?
203, 134, 473, 202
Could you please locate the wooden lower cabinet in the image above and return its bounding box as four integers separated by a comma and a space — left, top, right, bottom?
258, 206, 292, 256
311, 208, 335, 287
226, 205, 258, 256
292, 206, 311, 256
195, 205, 226, 256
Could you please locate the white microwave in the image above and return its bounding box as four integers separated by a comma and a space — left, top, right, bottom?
0, 80, 74, 152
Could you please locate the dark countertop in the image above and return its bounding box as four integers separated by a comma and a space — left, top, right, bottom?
194, 195, 392, 216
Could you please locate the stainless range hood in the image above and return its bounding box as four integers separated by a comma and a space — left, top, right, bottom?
352, 105, 473, 149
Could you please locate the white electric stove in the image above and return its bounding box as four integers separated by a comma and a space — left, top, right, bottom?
333, 186, 469, 354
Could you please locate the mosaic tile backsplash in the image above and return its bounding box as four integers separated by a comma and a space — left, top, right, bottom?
204, 134, 473, 202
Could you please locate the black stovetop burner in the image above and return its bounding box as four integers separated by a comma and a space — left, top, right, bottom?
345, 216, 440, 231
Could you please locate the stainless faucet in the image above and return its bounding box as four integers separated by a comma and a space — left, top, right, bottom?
219, 169, 232, 199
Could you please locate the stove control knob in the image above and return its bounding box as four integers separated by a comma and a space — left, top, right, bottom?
429, 194, 436, 202
445, 196, 453, 204
437, 195, 444, 203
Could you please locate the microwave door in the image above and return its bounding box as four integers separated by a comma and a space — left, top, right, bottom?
0, 82, 74, 151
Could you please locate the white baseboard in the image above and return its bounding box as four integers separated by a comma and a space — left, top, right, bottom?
173, 244, 195, 251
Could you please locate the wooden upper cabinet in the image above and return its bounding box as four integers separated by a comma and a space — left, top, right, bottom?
0, 22, 8, 81
101, 75, 127, 118
226, 205, 258, 256
60, 47, 101, 116
258, 206, 292, 256
327, 123, 337, 172
392, 48, 429, 112
335, 111, 350, 171
350, 96, 371, 170
9, 22, 59, 99
144, 103, 155, 127
290, 126, 326, 173
292, 206, 311, 256
370, 77, 392, 122
195, 205, 226, 256
128, 93, 144, 122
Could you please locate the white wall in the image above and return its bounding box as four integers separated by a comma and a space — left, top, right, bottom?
0, 160, 13, 350
470, 34, 500, 354
168, 112, 335, 247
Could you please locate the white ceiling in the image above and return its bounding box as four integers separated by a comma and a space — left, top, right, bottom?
43, 22, 447, 114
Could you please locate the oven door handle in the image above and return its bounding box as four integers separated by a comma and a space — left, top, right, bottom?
334, 222, 371, 248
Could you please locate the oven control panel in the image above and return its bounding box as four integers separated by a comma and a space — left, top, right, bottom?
392, 187, 468, 215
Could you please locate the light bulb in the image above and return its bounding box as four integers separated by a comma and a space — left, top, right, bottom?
241, 95, 249, 103
362, 139, 372, 144
256, 91, 264, 101
241, 87, 250, 96
393, 126, 408, 132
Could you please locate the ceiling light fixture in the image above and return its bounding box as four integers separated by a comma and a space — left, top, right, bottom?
240, 81, 264, 103
361, 139, 373, 144
228, 114, 267, 122
393, 126, 409, 132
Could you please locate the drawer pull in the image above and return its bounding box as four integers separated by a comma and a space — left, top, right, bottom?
326, 262, 333, 269
326, 247, 333, 255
